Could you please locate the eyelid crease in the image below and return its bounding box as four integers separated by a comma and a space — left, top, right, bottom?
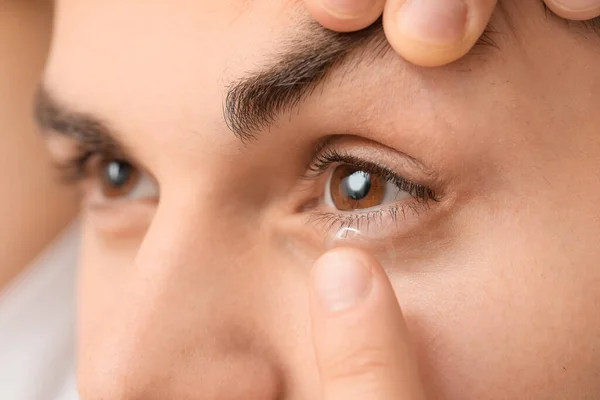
307, 135, 441, 185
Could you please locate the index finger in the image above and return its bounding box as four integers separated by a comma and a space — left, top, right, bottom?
309, 248, 426, 400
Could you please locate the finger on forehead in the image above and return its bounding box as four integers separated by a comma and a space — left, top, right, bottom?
382, 0, 498, 67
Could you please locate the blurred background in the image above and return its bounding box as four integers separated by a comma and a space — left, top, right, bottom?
0, 1, 79, 399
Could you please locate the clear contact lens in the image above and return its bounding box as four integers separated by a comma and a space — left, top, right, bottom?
324, 227, 397, 264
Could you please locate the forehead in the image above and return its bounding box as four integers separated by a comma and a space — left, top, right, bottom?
43, 0, 599, 172
45, 0, 418, 170
49, 0, 301, 72
45, 0, 304, 129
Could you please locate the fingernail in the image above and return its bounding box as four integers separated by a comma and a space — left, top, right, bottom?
322, 0, 373, 18
313, 250, 372, 313
397, 0, 468, 46
553, 0, 600, 12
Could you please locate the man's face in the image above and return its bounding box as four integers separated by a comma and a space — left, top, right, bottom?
41, 0, 600, 398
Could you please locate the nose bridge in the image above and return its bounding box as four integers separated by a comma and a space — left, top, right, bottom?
102, 193, 283, 399
136, 189, 260, 306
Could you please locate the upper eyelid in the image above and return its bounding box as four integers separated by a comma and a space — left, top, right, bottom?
314, 135, 438, 176
306, 147, 415, 183
305, 152, 388, 179
304, 148, 438, 202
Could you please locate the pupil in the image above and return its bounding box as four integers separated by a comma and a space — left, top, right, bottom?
343, 171, 371, 200
105, 161, 132, 187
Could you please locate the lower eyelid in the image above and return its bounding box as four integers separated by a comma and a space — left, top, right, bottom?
306, 200, 429, 237
83, 199, 156, 236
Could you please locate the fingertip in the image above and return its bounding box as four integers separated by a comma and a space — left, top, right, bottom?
383, 0, 497, 67
304, 0, 386, 32
309, 248, 427, 400
544, 0, 600, 20
310, 248, 375, 314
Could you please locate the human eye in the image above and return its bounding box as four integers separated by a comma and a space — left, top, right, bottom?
301, 137, 440, 237
97, 159, 157, 201
57, 151, 158, 207
47, 136, 159, 233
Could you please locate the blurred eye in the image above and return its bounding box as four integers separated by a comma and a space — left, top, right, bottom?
98, 159, 157, 200
325, 165, 410, 211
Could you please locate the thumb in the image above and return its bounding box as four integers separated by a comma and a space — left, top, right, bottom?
309, 247, 426, 400
382, 0, 497, 67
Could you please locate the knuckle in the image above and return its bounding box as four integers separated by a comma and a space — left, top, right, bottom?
324, 344, 391, 383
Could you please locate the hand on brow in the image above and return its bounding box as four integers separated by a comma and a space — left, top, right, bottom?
303, 0, 600, 66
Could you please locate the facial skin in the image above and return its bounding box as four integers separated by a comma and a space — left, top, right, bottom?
304, 0, 600, 66
41, 0, 600, 398
0, 0, 77, 291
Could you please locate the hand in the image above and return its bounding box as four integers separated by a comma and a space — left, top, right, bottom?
309, 248, 427, 399
303, 0, 600, 66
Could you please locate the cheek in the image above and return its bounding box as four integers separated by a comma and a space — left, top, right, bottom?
76, 212, 324, 398
77, 226, 140, 369
395, 204, 600, 399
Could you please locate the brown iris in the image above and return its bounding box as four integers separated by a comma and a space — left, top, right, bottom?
99, 160, 140, 198
329, 165, 386, 211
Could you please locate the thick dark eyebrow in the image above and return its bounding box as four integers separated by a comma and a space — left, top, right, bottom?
224, 6, 600, 142
34, 86, 124, 154
35, 21, 503, 147
223, 17, 506, 142
224, 19, 391, 141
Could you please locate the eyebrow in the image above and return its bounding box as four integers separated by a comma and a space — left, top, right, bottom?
34, 87, 124, 154
224, 18, 391, 141
35, 18, 500, 146
224, 8, 600, 142
223, 17, 507, 141
34, 20, 391, 148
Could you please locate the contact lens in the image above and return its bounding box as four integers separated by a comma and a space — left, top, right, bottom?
324, 227, 397, 264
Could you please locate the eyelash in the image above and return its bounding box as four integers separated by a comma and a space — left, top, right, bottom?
304, 147, 437, 232
306, 147, 437, 202
54, 145, 437, 233
53, 149, 117, 184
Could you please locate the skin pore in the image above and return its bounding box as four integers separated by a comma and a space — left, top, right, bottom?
41, 0, 599, 398
0, 0, 77, 292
